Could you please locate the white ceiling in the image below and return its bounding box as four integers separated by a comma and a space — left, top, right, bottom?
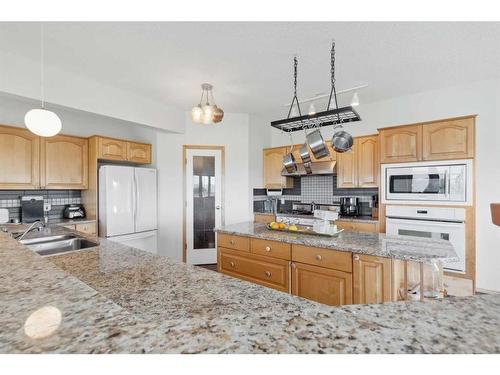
1, 22, 499, 117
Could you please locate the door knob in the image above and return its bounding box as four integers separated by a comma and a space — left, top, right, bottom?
216, 205, 221, 210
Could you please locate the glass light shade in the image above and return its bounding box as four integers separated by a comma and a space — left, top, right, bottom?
191, 105, 203, 123
24, 108, 62, 137
212, 106, 224, 123
351, 92, 360, 107
202, 105, 215, 124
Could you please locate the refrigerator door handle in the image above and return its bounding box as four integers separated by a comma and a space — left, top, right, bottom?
135, 172, 139, 224
132, 172, 137, 226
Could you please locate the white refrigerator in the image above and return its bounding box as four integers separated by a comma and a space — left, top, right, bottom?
99, 165, 158, 254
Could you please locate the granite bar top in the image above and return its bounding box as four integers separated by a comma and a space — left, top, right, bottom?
256, 211, 378, 224
1, 226, 499, 353
216, 222, 458, 263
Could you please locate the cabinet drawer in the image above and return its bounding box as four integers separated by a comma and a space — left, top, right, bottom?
336, 221, 378, 233
75, 222, 97, 235
292, 244, 352, 273
217, 233, 249, 252
250, 238, 291, 260
218, 247, 289, 292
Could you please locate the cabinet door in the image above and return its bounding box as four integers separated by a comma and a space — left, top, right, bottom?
422, 118, 475, 160
357, 135, 379, 187
218, 247, 290, 292
291, 262, 352, 306
127, 142, 152, 164
263, 147, 293, 189
336, 144, 357, 188
40, 135, 88, 189
379, 125, 422, 163
0, 126, 40, 189
97, 137, 127, 161
335, 221, 378, 233
353, 254, 392, 304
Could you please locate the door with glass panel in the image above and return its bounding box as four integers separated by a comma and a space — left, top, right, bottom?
185, 148, 223, 264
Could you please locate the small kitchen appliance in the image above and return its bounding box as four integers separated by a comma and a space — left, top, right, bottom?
63, 204, 86, 219
21, 196, 44, 223
340, 197, 360, 216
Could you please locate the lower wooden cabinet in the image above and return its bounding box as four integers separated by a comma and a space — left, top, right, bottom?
254, 213, 276, 224
75, 222, 97, 235
218, 247, 289, 292
353, 254, 392, 304
291, 262, 352, 306
336, 220, 378, 233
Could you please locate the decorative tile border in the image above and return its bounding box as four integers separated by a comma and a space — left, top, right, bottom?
0, 197, 81, 208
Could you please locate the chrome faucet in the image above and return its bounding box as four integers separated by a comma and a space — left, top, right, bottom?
15, 220, 45, 241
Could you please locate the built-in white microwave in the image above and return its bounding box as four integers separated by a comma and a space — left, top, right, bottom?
381, 160, 473, 205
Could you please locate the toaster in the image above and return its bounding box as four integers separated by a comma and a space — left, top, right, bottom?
63, 204, 86, 219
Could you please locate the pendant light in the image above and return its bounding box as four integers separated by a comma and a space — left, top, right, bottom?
25, 23, 62, 137
191, 83, 224, 124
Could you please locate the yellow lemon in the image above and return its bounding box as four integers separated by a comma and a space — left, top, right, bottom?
288, 225, 298, 231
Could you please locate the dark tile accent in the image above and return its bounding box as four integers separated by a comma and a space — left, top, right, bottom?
282, 177, 301, 195
253, 200, 265, 212
332, 175, 378, 197
253, 188, 267, 196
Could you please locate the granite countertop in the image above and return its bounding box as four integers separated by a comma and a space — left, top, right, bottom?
216, 222, 458, 263
1, 226, 499, 353
255, 211, 378, 223
50, 218, 97, 226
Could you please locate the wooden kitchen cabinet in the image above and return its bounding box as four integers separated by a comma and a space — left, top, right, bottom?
127, 142, 152, 164
218, 247, 290, 292
97, 137, 127, 161
336, 220, 378, 233
40, 135, 88, 189
250, 238, 291, 260
217, 233, 250, 252
291, 262, 352, 306
0, 125, 40, 189
254, 213, 276, 224
337, 135, 379, 188
357, 135, 379, 187
422, 118, 475, 161
336, 144, 357, 188
75, 222, 97, 235
379, 125, 422, 163
292, 244, 352, 273
263, 147, 293, 189
353, 254, 392, 304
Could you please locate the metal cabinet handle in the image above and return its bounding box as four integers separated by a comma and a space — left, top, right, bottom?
353, 255, 360, 261
316, 255, 322, 261
230, 261, 235, 268
291, 263, 296, 269
265, 271, 272, 278
230, 240, 235, 245
265, 246, 271, 252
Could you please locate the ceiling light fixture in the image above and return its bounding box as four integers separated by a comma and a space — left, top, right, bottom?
24, 23, 62, 137
308, 103, 316, 115
191, 83, 224, 124
350, 92, 360, 107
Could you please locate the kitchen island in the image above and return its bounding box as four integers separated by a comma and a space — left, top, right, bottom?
1, 226, 499, 353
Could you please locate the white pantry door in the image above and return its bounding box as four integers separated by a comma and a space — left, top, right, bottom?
185, 148, 223, 264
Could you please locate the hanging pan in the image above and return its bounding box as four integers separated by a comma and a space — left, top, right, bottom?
283, 147, 297, 174
331, 129, 353, 153
306, 129, 329, 159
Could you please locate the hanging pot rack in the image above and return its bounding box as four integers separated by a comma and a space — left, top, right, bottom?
271, 41, 361, 133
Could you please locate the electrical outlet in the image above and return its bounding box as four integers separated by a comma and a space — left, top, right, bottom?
44, 203, 51, 212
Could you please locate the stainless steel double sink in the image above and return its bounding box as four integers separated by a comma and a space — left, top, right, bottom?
18, 233, 99, 256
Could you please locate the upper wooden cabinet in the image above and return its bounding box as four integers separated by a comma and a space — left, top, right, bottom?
353, 254, 392, 304
291, 262, 352, 306
422, 118, 475, 161
97, 137, 127, 161
40, 135, 89, 189
0, 125, 40, 189
127, 142, 152, 164
337, 135, 379, 188
357, 135, 379, 187
379, 116, 475, 163
379, 125, 422, 164
263, 147, 293, 189
96, 136, 151, 164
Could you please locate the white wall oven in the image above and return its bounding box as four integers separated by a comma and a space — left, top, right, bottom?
386, 205, 466, 273
381, 160, 472, 205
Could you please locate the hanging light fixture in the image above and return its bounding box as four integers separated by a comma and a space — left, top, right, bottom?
24, 23, 62, 137
191, 83, 224, 124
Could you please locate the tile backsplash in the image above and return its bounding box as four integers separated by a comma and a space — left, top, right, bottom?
0, 190, 81, 222
253, 175, 378, 214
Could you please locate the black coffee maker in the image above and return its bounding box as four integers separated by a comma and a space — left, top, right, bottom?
340, 197, 360, 216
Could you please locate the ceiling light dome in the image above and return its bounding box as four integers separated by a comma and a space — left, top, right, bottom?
25, 108, 62, 137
